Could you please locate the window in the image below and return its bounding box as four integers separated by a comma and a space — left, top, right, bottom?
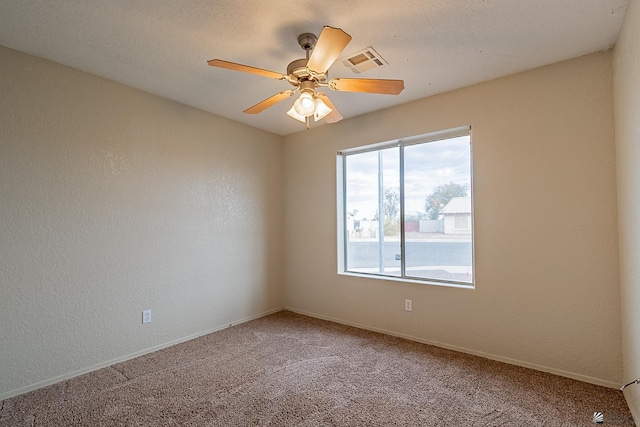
337, 126, 474, 287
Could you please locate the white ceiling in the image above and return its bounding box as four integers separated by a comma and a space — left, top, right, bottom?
0, 0, 630, 136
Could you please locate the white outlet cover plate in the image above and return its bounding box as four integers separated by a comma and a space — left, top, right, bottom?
142, 310, 152, 324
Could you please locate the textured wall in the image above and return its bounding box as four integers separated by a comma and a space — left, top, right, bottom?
614, 0, 640, 418
283, 51, 622, 386
0, 46, 283, 399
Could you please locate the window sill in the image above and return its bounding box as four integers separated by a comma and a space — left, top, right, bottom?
338, 271, 475, 289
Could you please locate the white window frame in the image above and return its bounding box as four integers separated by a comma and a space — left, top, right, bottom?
337, 125, 474, 288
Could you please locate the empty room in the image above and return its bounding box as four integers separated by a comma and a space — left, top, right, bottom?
1, 0, 639, 425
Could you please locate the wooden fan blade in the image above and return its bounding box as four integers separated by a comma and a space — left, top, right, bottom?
328, 78, 404, 95
306, 26, 352, 74
316, 92, 343, 123
243, 90, 294, 114
207, 59, 285, 80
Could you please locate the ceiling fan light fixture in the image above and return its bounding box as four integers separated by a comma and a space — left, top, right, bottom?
293, 91, 316, 117
286, 105, 306, 122
288, 92, 332, 124
313, 97, 332, 121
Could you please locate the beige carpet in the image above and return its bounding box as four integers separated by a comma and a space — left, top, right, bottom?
0, 311, 633, 426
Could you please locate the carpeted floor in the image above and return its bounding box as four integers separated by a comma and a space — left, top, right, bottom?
0, 311, 634, 426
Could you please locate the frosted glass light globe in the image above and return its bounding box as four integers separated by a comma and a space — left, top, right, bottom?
294, 92, 316, 117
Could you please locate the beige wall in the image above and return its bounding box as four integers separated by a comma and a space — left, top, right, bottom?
0, 33, 627, 403
0, 46, 283, 399
614, 0, 640, 418
283, 51, 622, 386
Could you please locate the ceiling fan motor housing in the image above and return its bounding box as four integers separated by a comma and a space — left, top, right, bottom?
286, 32, 328, 86
286, 58, 328, 86
286, 58, 309, 78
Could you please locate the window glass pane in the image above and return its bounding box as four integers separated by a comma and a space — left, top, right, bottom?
345, 147, 400, 276
403, 136, 473, 283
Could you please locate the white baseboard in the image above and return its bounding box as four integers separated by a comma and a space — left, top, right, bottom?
0, 307, 283, 402
3, 305, 619, 402
285, 307, 621, 390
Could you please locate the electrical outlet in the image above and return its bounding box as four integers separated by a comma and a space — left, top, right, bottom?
142, 309, 152, 324
405, 299, 412, 312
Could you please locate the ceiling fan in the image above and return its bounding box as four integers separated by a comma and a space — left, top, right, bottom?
207, 26, 405, 128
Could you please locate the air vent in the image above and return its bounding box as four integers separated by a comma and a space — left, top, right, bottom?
339, 47, 387, 74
